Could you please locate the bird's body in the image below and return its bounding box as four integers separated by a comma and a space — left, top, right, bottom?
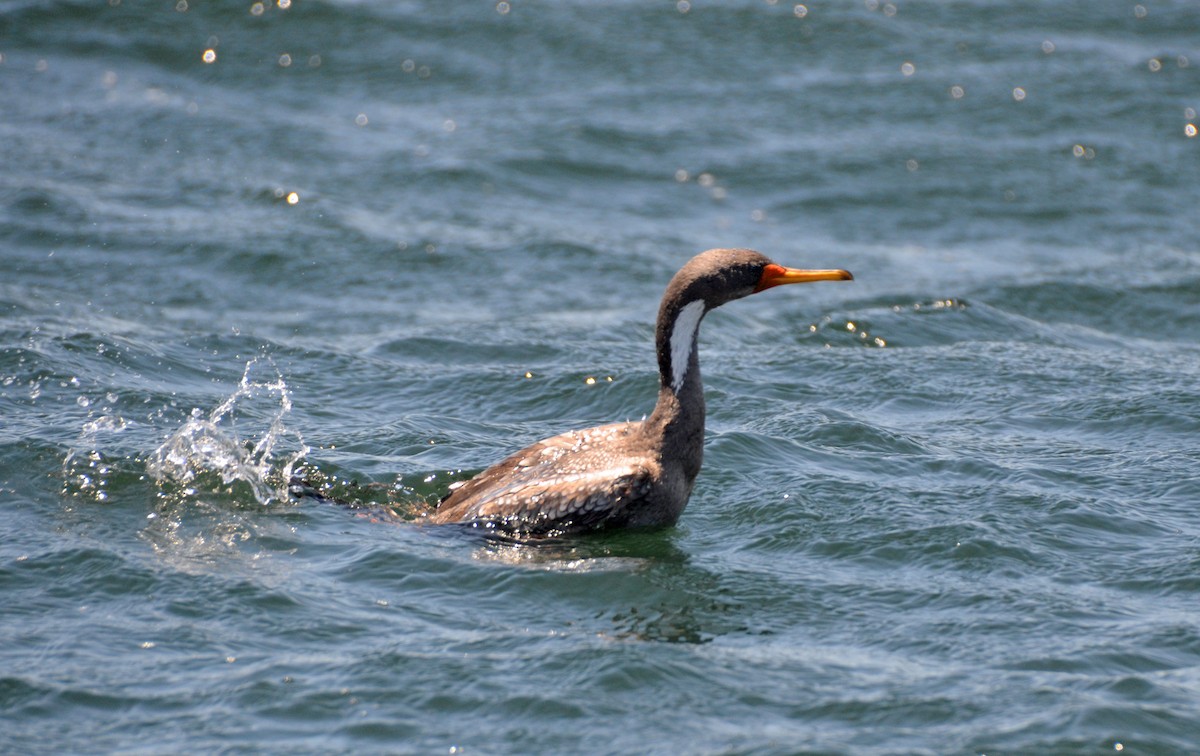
428, 248, 851, 536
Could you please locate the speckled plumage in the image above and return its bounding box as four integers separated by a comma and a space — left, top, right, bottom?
429, 422, 666, 534
428, 248, 852, 536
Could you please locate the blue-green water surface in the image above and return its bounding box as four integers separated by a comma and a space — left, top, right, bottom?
3, 1, 1200, 753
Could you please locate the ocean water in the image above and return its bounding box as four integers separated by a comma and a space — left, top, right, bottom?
3, 0, 1200, 752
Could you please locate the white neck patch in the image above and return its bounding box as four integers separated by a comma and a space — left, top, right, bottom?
670, 299, 706, 394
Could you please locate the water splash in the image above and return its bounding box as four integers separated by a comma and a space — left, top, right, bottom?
147, 359, 308, 506
62, 407, 134, 503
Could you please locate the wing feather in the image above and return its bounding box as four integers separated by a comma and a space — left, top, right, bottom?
431, 422, 658, 534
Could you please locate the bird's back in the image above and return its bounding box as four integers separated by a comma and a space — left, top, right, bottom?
428, 421, 664, 535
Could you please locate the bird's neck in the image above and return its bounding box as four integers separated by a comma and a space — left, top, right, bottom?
648, 299, 708, 480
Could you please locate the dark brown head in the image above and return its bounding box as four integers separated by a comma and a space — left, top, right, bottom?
656, 248, 852, 394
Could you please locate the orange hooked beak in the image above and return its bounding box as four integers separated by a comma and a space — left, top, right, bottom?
754, 264, 854, 293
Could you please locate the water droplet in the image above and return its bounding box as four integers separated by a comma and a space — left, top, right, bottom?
900, 61, 916, 77
355, 113, 368, 126
1012, 87, 1026, 101
495, 1, 510, 13
278, 53, 292, 67
1148, 58, 1162, 72
76, 396, 90, 408
1041, 40, 1055, 54
202, 49, 217, 64
793, 4, 807, 18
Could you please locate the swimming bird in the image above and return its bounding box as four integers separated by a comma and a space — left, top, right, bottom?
428, 248, 852, 536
